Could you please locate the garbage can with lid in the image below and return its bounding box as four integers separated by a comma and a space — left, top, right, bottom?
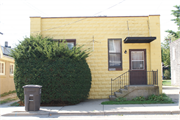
23, 85, 42, 111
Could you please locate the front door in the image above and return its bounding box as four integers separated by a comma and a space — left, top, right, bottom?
129, 49, 147, 85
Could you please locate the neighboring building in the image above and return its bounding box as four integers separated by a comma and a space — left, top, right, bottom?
30, 15, 162, 99
0, 42, 15, 94
170, 38, 180, 86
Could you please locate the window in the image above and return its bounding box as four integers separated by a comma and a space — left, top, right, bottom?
10, 63, 14, 75
54, 39, 76, 50
108, 39, 122, 70
0, 61, 5, 75
66, 40, 76, 49
131, 51, 144, 70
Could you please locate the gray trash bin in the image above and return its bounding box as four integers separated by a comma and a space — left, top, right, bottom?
23, 85, 42, 111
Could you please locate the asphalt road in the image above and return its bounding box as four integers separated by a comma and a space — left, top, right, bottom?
1, 115, 180, 120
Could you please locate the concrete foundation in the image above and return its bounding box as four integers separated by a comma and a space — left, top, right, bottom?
125, 85, 159, 100
110, 85, 159, 101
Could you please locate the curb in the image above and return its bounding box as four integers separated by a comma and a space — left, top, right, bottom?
2, 110, 180, 116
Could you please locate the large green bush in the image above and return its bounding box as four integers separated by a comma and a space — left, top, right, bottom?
11, 35, 92, 104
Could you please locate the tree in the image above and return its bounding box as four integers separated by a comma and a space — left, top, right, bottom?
164, 70, 170, 79
161, 39, 170, 66
11, 35, 92, 104
161, 35, 171, 79
166, 5, 180, 39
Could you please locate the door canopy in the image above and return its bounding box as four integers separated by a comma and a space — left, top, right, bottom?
124, 37, 156, 43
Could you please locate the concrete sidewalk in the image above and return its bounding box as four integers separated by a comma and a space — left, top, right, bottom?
0, 86, 180, 116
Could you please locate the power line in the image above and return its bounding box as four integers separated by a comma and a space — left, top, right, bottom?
42, 17, 87, 32
154, 0, 164, 13
32, 0, 126, 33
23, 0, 48, 16
93, 0, 126, 16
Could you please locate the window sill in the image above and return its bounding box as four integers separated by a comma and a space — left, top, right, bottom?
9, 75, 14, 77
108, 68, 122, 71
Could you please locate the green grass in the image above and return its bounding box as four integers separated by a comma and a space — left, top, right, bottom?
101, 100, 174, 105
10, 101, 20, 106
162, 80, 171, 86
0, 90, 16, 97
102, 94, 174, 105
0, 98, 17, 104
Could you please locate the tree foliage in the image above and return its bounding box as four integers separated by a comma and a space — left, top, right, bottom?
11, 35, 92, 104
161, 38, 170, 66
164, 70, 171, 79
161, 35, 172, 79
166, 5, 180, 39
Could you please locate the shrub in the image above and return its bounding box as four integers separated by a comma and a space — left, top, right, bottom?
147, 93, 171, 102
115, 97, 127, 102
11, 35, 92, 104
132, 96, 146, 101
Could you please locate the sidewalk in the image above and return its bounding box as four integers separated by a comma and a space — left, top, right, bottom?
0, 86, 180, 116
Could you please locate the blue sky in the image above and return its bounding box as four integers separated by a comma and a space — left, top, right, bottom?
0, 0, 179, 48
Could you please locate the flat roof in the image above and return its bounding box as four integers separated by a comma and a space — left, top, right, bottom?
30, 15, 160, 18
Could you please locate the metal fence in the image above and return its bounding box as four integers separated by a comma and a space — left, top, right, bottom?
111, 70, 158, 96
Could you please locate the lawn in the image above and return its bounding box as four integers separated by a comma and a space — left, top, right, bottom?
162, 79, 171, 86
0, 98, 18, 104
102, 94, 173, 105
0, 90, 16, 97
101, 100, 174, 105
0, 90, 18, 104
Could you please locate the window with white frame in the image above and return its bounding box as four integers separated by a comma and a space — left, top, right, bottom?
131, 51, 145, 70
0, 61, 5, 75
10, 63, 14, 75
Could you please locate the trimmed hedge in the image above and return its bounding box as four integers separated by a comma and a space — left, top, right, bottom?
11, 35, 92, 104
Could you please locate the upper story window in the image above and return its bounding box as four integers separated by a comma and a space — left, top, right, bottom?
0, 61, 5, 75
10, 63, 14, 75
108, 39, 122, 71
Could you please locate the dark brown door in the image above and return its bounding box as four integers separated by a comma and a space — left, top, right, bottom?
129, 49, 147, 85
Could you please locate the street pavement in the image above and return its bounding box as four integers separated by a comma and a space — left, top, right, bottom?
0, 86, 180, 118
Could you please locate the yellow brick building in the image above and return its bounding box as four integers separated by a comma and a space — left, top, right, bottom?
30, 15, 162, 99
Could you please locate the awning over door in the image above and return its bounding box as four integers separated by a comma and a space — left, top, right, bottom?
124, 37, 156, 43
